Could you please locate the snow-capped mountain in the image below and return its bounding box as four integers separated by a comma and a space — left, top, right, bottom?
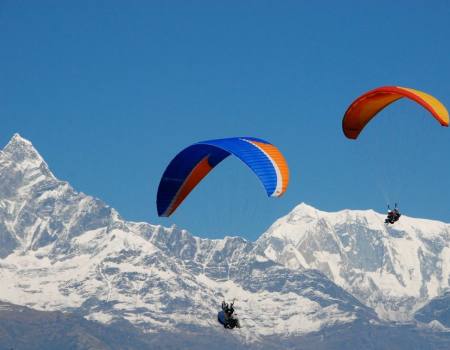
0, 134, 118, 255
0, 134, 449, 349
0, 134, 375, 344
256, 203, 450, 321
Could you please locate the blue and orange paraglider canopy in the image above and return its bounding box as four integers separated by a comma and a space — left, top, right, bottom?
342, 86, 449, 139
157, 137, 289, 217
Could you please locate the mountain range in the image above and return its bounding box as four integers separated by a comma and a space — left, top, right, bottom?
0, 134, 449, 349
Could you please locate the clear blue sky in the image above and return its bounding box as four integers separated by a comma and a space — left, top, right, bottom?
1, 1, 449, 239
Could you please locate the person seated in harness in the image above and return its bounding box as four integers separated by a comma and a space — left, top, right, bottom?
221, 300, 240, 328
385, 204, 401, 224
392, 208, 401, 221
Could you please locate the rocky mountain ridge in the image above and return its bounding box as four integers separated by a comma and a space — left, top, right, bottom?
0, 134, 449, 349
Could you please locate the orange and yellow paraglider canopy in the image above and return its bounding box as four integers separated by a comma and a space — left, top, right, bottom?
342, 86, 449, 139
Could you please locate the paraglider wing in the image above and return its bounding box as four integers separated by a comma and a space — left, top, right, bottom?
342, 86, 449, 139
157, 137, 289, 217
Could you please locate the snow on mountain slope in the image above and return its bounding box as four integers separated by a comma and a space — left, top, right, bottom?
0, 134, 117, 256
256, 203, 450, 320
0, 134, 375, 342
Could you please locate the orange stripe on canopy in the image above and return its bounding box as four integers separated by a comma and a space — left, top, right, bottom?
249, 140, 289, 196
164, 156, 213, 216
342, 86, 449, 139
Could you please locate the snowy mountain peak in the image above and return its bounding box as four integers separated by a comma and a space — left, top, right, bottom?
4, 133, 43, 161
0, 134, 117, 255
10, 133, 32, 145
257, 204, 450, 321
1, 133, 54, 180
291, 202, 320, 216
288, 202, 321, 219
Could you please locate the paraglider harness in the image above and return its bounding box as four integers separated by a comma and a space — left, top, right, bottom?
220, 300, 241, 329
385, 204, 401, 224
